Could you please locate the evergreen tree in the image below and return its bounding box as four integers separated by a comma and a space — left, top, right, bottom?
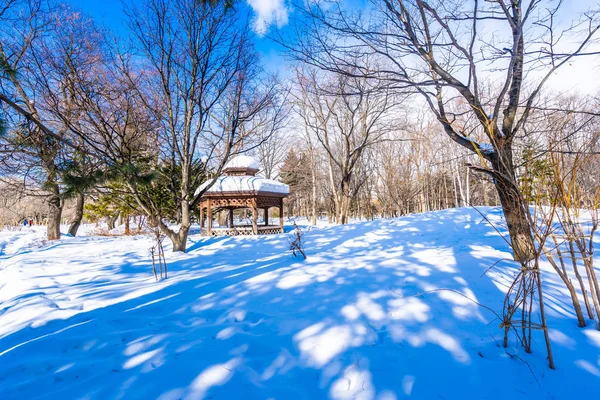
280, 149, 312, 217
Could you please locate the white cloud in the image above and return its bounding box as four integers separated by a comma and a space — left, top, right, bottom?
247, 0, 290, 35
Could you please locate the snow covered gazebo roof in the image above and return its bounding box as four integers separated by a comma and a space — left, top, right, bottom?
194, 155, 289, 197
222, 155, 260, 176
195, 175, 289, 197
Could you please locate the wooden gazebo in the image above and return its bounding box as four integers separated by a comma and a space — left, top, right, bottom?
196, 156, 289, 236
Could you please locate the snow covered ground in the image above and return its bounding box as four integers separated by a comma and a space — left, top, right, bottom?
0, 208, 599, 399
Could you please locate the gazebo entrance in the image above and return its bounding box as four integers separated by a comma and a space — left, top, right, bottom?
196, 156, 289, 236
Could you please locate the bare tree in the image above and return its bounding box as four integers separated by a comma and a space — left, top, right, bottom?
0, 1, 107, 239
295, 66, 396, 223
121, 0, 280, 251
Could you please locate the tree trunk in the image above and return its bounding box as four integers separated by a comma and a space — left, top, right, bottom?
67, 192, 85, 237
452, 169, 459, 207
171, 227, 189, 252
47, 191, 62, 240
443, 172, 449, 209
172, 185, 191, 251
327, 158, 340, 220
491, 152, 535, 262
482, 179, 489, 206
339, 176, 352, 224
153, 211, 190, 253
168, 162, 192, 252
107, 213, 118, 230
340, 195, 351, 224
311, 155, 317, 226
419, 186, 427, 212
465, 167, 470, 206
456, 163, 466, 207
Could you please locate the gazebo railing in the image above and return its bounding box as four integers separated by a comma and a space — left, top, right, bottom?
202, 225, 283, 236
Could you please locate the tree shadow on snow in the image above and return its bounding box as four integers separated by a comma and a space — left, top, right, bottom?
0, 207, 599, 400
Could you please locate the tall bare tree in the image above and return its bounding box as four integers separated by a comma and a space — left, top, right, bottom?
122, 0, 280, 251
0, 1, 107, 239
295, 66, 395, 223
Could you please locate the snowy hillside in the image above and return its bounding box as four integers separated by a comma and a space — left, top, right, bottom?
0, 208, 599, 399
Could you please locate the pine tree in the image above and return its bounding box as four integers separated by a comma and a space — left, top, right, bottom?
280, 149, 312, 217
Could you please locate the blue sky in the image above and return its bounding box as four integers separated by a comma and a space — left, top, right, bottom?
69, 0, 127, 32
68, 0, 291, 74
67, 0, 600, 94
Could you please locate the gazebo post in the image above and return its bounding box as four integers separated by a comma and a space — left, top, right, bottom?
251, 199, 258, 234
279, 198, 284, 233
207, 199, 212, 235
264, 208, 269, 226
228, 207, 234, 228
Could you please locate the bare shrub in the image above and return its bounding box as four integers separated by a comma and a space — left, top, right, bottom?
476, 204, 555, 369
88, 218, 165, 280
150, 226, 167, 280
533, 149, 600, 329
289, 222, 306, 260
